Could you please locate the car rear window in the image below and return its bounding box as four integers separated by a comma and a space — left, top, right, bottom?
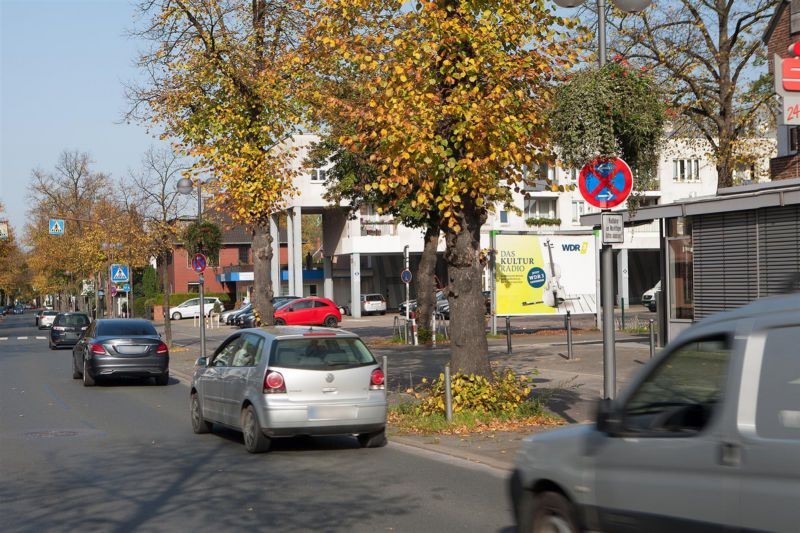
54, 314, 90, 327
97, 321, 158, 336
43, 311, 58, 316
270, 337, 377, 370
365, 295, 384, 302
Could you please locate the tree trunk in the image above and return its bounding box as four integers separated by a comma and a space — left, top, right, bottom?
416, 225, 440, 344
716, 133, 735, 189
444, 206, 490, 377
252, 223, 274, 326
160, 252, 172, 348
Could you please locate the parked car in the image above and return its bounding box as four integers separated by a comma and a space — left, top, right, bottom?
72, 318, 169, 386
222, 304, 251, 325
509, 292, 800, 533
439, 290, 491, 319
38, 310, 59, 329
234, 297, 301, 327
12, 305, 24, 315
49, 312, 90, 349
274, 297, 341, 327
189, 327, 387, 453
398, 290, 448, 316
361, 293, 387, 315
0, 305, 6, 316
169, 297, 222, 320
641, 280, 661, 312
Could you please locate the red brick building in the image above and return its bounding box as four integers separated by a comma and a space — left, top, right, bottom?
765, 0, 800, 180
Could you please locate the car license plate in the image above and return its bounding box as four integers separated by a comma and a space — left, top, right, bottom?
308, 406, 357, 420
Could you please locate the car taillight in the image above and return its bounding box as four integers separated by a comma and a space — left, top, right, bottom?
90, 343, 106, 355
370, 368, 385, 390
263, 370, 286, 393
156, 342, 169, 355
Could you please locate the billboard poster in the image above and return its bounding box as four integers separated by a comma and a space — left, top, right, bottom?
495, 233, 597, 316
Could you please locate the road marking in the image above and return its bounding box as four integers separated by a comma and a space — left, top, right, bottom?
17, 337, 28, 340
0, 337, 7, 341
36, 336, 46, 340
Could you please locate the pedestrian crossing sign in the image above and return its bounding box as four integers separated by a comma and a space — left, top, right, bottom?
110, 264, 130, 283
49, 219, 65, 235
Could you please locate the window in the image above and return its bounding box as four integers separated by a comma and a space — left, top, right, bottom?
524, 198, 556, 219
756, 326, 800, 440
270, 338, 377, 370
622, 335, 731, 435
568, 168, 579, 182
97, 321, 159, 337
673, 159, 700, 182
571, 200, 586, 223
791, 127, 800, 153
187, 283, 200, 294
310, 168, 328, 182
238, 245, 249, 264
292, 299, 314, 310
499, 210, 509, 224
212, 336, 243, 367
668, 217, 693, 320
231, 333, 263, 367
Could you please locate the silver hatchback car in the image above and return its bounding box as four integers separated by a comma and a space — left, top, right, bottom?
190, 327, 388, 453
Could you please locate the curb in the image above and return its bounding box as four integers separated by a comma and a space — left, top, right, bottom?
389, 435, 514, 472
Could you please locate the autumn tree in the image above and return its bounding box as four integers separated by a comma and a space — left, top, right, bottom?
606, 0, 776, 188
129, 146, 191, 345
129, 0, 307, 324
0, 203, 28, 305
306, 0, 581, 375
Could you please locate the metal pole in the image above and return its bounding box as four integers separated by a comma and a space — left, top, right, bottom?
199, 273, 206, 360
505, 316, 512, 354
597, 0, 607, 67
621, 296, 625, 330
404, 245, 410, 324
444, 362, 453, 423
382, 355, 388, 389
490, 231, 497, 336
649, 319, 655, 359
602, 242, 616, 399
566, 310, 573, 360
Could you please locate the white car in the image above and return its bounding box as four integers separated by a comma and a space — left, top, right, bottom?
170, 297, 222, 320
361, 294, 387, 315
38, 310, 59, 329
641, 280, 661, 309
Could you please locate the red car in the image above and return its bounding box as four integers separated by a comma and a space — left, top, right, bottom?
273, 297, 342, 328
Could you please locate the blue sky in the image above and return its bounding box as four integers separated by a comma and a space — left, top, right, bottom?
1, 0, 168, 236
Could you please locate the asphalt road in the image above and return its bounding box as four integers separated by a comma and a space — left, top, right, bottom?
0, 313, 514, 533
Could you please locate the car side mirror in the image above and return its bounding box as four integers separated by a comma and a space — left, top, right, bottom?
286, 307, 294, 312
595, 398, 624, 436
195, 357, 207, 367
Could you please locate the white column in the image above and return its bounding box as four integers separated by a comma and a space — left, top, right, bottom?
617, 248, 629, 308
350, 252, 361, 318
287, 209, 295, 295
293, 206, 303, 296
324, 256, 334, 300
270, 214, 280, 296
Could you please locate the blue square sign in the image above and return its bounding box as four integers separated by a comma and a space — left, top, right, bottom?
49, 219, 65, 235
110, 264, 130, 283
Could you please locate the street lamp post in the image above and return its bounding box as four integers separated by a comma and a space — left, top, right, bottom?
553, 0, 652, 400
177, 177, 206, 360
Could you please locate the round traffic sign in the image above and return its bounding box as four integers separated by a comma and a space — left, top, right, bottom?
401, 269, 412, 284
578, 157, 633, 209
110, 286, 118, 297
192, 253, 207, 273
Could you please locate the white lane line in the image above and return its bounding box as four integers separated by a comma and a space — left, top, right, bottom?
0, 337, 7, 341
17, 337, 28, 340
36, 336, 47, 340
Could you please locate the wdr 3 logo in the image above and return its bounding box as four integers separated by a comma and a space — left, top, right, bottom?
561, 242, 589, 254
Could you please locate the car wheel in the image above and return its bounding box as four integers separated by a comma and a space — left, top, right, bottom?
380, 311, 386, 315
82, 359, 95, 387
241, 405, 270, 453
190, 393, 212, 434
49, 341, 56, 350
171, 312, 182, 320
72, 357, 81, 379
527, 491, 578, 533
357, 428, 387, 448
324, 315, 338, 328
274, 318, 285, 326
154, 373, 169, 386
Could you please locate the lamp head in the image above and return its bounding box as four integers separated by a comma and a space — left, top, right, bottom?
553, 0, 585, 6
611, 0, 652, 12
176, 177, 194, 195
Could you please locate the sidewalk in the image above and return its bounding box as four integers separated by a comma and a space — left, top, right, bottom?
161, 320, 657, 472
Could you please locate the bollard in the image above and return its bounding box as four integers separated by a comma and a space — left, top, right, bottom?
382, 355, 388, 389
505, 316, 512, 354
432, 312, 437, 347
444, 362, 453, 423
566, 310, 573, 360
411, 318, 418, 346
649, 319, 655, 359
621, 297, 625, 330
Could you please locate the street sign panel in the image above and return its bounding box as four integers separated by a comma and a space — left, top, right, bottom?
110, 264, 130, 283
122, 283, 131, 293
601, 213, 624, 244
192, 253, 207, 273
49, 219, 65, 235
401, 269, 412, 284
578, 158, 633, 209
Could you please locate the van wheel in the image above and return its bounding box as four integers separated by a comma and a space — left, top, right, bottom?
241, 405, 270, 453
324, 315, 338, 328
529, 492, 578, 533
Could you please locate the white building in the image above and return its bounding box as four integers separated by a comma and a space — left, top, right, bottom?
271, 134, 774, 316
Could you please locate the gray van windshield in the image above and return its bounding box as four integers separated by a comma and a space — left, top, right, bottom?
270, 337, 376, 369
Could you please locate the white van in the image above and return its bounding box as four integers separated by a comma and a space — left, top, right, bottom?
170, 297, 222, 320
641, 280, 661, 311
510, 292, 800, 532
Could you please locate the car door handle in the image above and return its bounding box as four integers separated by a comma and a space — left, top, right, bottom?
719, 442, 741, 467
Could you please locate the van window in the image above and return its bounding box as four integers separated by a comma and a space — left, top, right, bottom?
622, 335, 731, 435
756, 326, 800, 441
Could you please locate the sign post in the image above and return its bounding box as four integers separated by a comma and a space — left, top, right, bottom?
579, 157, 633, 400
192, 253, 208, 359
